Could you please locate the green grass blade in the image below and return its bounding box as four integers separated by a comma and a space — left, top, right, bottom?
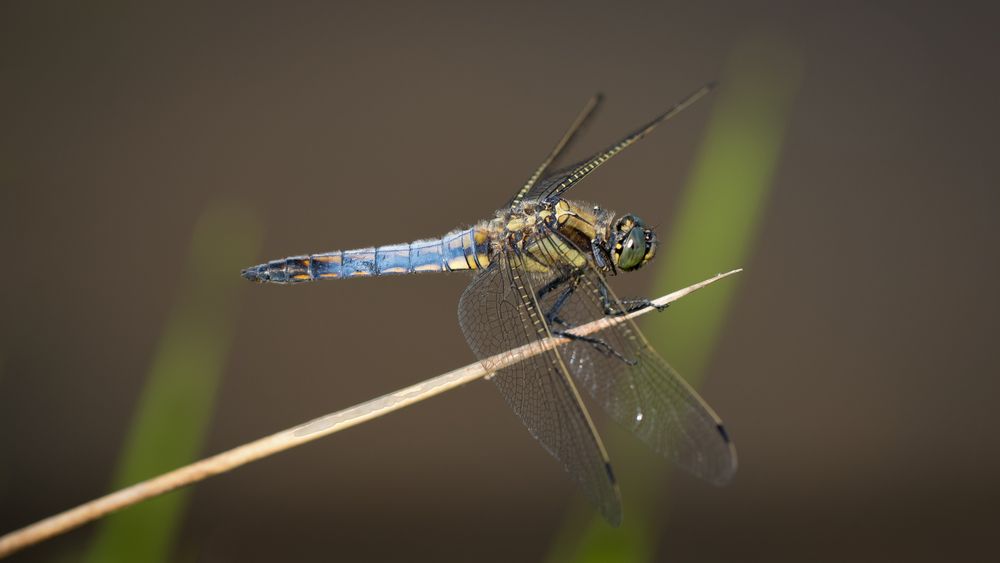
546, 34, 803, 563
85, 204, 260, 563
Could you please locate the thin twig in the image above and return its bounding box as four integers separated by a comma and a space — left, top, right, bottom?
0, 269, 741, 559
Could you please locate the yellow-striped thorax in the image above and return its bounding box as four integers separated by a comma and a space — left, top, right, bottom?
480, 198, 658, 275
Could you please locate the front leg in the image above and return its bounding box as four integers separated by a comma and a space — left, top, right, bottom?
598, 283, 669, 316
591, 239, 616, 275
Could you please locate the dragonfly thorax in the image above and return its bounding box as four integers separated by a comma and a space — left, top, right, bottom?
494, 199, 595, 243
485, 198, 655, 275
518, 199, 658, 275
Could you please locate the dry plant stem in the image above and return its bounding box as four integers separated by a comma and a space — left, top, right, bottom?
0, 269, 741, 559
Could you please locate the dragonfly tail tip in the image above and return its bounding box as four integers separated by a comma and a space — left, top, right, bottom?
241, 264, 267, 283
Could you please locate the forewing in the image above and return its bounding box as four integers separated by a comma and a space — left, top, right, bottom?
529, 83, 715, 203
506, 94, 603, 209
528, 231, 738, 485
458, 255, 622, 525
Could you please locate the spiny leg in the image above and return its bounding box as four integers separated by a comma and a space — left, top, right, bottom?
536, 273, 572, 301
539, 274, 578, 328
552, 329, 638, 366
539, 273, 636, 365
598, 283, 669, 316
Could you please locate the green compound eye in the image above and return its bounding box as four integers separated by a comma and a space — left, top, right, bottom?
617, 227, 647, 271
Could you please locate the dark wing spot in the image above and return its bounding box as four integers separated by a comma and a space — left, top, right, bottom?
716, 423, 731, 443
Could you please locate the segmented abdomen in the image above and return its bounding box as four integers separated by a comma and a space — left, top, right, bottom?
241, 228, 492, 284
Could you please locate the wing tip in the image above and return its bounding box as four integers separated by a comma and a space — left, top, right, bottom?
710, 423, 739, 486
716, 423, 731, 443
601, 462, 624, 527
604, 461, 618, 485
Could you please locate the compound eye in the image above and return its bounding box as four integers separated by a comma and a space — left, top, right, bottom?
617, 227, 647, 271
616, 214, 643, 233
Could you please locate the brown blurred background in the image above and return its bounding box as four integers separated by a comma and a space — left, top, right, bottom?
2, 1, 998, 562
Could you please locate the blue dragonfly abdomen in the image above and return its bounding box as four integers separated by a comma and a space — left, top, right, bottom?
242, 228, 493, 284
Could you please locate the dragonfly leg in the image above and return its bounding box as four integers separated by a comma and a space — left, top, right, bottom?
552, 329, 638, 366
541, 274, 637, 365
598, 284, 668, 316
591, 239, 616, 275
536, 274, 570, 299
540, 275, 579, 329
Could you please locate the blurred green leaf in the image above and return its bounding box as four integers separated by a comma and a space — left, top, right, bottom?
85, 204, 260, 563
547, 34, 802, 562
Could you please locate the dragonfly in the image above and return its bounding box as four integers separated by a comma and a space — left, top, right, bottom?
242, 84, 737, 525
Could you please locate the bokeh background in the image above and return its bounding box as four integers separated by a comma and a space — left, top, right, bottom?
2, 1, 998, 562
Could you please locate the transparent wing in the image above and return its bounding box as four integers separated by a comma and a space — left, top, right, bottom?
458, 253, 622, 525
528, 83, 715, 203
506, 94, 603, 209
524, 228, 738, 485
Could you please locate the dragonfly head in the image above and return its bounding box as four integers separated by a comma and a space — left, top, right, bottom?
612, 214, 657, 272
